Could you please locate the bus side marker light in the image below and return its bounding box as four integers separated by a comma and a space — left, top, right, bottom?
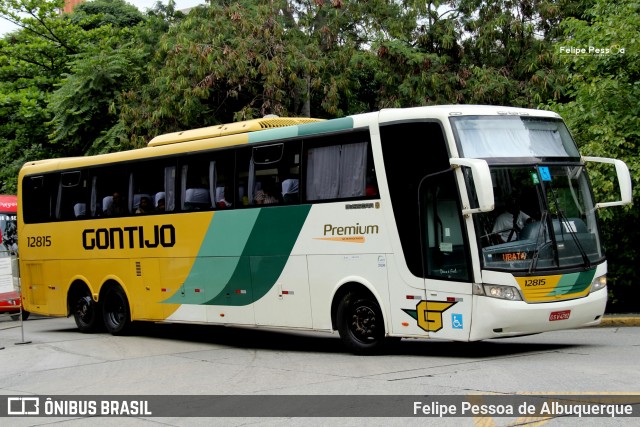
406, 295, 422, 300
402, 322, 409, 327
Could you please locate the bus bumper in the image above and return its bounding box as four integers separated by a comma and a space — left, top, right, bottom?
469, 288, 607, 341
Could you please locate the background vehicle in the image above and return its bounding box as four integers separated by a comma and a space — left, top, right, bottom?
17, 106, 632, 353
0, 194, 28, 321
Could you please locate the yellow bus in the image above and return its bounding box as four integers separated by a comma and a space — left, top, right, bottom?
18, 106, 632, 353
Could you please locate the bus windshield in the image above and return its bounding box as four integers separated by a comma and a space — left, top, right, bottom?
473, 165, 602, 272
452, 116, 580, 159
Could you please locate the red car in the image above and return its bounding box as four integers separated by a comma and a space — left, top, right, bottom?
0, 290, 29, 321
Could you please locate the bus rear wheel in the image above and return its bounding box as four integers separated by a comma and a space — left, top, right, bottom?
337, 291, 385, 355
102, 285, 131, 335
73, 293, 101, 332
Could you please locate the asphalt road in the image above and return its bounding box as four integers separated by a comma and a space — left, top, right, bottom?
0, 315, 638, 426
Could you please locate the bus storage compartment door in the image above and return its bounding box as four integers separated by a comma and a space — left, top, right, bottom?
253, 255, 311, 328
22, 261, 61, 315
203, 256, 254, 325
130, 259, 168, 321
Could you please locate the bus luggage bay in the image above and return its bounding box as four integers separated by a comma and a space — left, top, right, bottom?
17, 106, 632, 353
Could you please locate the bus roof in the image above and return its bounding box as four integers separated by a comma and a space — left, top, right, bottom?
376, 104, 561, 124
18, 106, 563, 176
148, 117, 324, 147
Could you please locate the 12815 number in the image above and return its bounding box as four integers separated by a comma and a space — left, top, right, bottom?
523, 278, 547, 287
27, 236, 52, 247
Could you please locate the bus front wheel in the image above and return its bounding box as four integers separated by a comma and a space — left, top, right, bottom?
102, 285, 131, 335
337, 291, 385, 355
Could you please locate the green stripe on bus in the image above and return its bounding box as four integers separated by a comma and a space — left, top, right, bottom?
248, 126, 300, 144
297, 117, 354, 136
548, 269, 595, 296
247, 117, 355, 144
164, 205, 311, 306
163, 210, 260, 305
205, 205, 311, 306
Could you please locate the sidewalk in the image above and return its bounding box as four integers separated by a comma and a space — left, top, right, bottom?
600, 314, 640, 327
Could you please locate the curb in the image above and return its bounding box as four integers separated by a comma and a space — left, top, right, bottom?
599, 316, 640, 327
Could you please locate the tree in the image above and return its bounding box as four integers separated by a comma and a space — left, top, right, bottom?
549, 0, 640, 311
117, 0, 417, 144
0, 0, 176, 184
48, 1, 175, 154
372, 0, 568, 108
0, 0, 83, 191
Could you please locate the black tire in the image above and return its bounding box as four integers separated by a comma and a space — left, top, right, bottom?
102, 285, 131, 335
21, 310, 30, 321
337, 291, 385, 355
73, 293, 101, 332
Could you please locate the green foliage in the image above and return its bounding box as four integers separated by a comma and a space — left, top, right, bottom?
71, 0, 146, 29
48, 38, 143, 155
0, 0, 83, 191
371, 0, 567, 108
548, 0, 640, 312
119, 0, 394, 143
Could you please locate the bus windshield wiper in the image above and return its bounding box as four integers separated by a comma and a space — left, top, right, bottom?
557, 209, 591, 269
528, 210, 548, 273
548, 182, 591, 269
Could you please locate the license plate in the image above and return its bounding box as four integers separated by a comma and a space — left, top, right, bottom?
549, 310, 571, 321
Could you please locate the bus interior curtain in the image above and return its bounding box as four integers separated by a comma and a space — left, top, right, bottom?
90, 176, 98, 216
164, 166, 176, 211
180, 165, 188, 210
128, 173, 134, 212
55, 179, 63, 219
248, 158, 255, 204
306, 142, 366, 200
337, 142, 367, 198
209, 161, 217, 206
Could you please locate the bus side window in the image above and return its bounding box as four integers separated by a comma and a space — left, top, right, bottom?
58, 171, 88, 221
130, 159, 176, 214
238, 140, 301, 207
303, 131, 372, 202
91, 165, 132, 217
23, 175, 58, 223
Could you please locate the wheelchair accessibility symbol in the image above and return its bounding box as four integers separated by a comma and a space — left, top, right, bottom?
452, 313, 463, 329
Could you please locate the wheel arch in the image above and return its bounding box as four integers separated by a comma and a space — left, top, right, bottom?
100, 278, 133, 335
330, 279, 388, 334
98, 278, 131, 305
66, 278, 94, 317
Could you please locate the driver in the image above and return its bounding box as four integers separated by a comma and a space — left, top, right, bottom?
492, 195, 533, 243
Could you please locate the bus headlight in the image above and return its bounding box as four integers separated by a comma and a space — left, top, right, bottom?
482, 284, 522, 301
590, 274, 607, 293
